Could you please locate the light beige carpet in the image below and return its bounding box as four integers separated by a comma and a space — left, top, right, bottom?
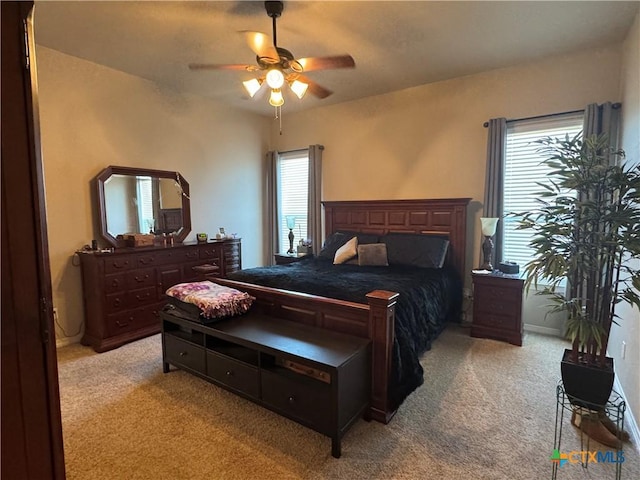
57, 326, 639, 479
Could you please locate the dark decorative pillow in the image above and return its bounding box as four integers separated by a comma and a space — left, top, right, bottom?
318, 231, 380, 260
358, 243, 389, 266
319, 232, 350, 260
382, 233, 450, 268
338, 230, 380, 245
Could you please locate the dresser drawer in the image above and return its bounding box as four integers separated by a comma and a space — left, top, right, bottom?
261, 369, 331, 429
104, 256, 134, 274
200, 245, 223, 261
126, 268, 156, 289
105, 286, 157, 312
104, 272, 126, 294
137, 250, 185, 267
164, 335, 206, 374
106, 302, 162, 336
206, 351, 259, 398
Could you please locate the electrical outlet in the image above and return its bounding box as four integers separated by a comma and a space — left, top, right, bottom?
621, 341, 626, 360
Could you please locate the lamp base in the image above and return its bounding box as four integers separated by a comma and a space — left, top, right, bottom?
287, 228, 294, 254
480, 235, 494, 272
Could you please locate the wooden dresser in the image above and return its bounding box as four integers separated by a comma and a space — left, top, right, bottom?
78, 238, 241, 352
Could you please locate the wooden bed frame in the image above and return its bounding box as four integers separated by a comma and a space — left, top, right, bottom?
215, 198, 470, 423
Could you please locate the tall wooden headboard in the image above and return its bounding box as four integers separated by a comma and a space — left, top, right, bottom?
323, 198, 471, 280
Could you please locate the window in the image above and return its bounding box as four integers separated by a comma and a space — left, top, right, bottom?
502, 113, 583, 271
276, 150, 309, 253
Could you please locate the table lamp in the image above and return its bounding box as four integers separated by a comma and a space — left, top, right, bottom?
480, 217, 499, 271
285, 215, 296, 254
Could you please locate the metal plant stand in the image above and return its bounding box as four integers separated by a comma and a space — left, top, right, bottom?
553, 381, 626, 479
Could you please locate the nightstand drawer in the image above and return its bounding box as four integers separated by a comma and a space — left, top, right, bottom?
474, 312, 519, 331
475, 284, 521, 303
474, 297, 519, 316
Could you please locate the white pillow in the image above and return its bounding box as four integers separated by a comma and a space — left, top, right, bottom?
333, 236, 358, 264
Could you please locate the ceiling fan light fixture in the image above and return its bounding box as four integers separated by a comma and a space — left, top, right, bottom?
290, 80, 308, 99
242, 78, 263, 97
266, 68, 285, 89
269, 88, 285, 107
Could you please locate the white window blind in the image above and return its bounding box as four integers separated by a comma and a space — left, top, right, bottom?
277, 150, 309, 253
503, 113, 583, 271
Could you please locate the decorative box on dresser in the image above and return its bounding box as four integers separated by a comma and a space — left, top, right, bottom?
471, 272, 524, 346
78, 238, 241, 352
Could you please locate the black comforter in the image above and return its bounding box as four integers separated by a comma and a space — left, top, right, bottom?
227, 257, 462, 409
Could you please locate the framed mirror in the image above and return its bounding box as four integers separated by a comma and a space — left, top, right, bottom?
95, 166, 191, 248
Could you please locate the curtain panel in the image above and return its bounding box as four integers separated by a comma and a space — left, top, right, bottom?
266, 150, 278, 265
583, 102, 622, 165
308, 144, 324, 255
483, 118, 507, 265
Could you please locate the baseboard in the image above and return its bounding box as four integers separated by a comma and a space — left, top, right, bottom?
56, 334, 82, 349
523, 324, 562, 337
613, 375, 640, 453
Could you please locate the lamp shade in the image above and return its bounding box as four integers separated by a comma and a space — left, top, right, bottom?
480, 217, 499, 236
242, 78, 263, 98
285, 215, 296, 229
289, 80, 308, 99
269, 88, 284, 107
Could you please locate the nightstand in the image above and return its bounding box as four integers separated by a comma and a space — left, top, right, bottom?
274, 252, 311, 265
471, 272, 524, 346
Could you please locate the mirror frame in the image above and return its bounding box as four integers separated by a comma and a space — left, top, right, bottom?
95, 165, 192, 248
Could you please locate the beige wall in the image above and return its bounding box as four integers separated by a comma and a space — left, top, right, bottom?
36, 47, 269, 346
272, 37, 638, 436
610, 12, 640, 438
271, 46, 622, 292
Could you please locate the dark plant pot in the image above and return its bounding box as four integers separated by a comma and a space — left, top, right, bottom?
561, 348, 614, 409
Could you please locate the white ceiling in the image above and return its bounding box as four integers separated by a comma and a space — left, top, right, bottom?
33, 1, 639, 116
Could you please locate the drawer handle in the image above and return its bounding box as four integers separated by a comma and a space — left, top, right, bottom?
110, 279, 120, 288
140, 258, 153, 265
136, 293, 150, 301
113, 298, 122, 307
226, 370, 234, 377
115, 318, 132, 328
134, 274, 149, 283
179, 351, 187, 357
288, 395, 295, 404
111, 261, 128, 270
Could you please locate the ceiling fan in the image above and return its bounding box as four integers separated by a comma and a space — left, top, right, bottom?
188, 1, 355, 106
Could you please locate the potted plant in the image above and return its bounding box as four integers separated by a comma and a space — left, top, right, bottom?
513, 132, 640, 444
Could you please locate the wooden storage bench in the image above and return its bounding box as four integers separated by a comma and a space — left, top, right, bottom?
160, 308, 372, 458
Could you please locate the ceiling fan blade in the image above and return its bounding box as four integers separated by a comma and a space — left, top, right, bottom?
297, 55, 355, 72
188, 63, 257, 71
297, 74, 333, 99
242, 31, 279, 63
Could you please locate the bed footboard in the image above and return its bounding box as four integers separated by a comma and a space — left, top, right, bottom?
214, 277, 399, 424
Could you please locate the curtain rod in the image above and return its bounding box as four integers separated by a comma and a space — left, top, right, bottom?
482, 103, 621, 128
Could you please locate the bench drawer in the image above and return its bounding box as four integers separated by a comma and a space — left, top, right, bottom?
164, 335, 206, 374
261, 369, 331, 430
206, 351, 259, 399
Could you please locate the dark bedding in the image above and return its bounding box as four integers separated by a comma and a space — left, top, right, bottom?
226, 256, 462, 409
